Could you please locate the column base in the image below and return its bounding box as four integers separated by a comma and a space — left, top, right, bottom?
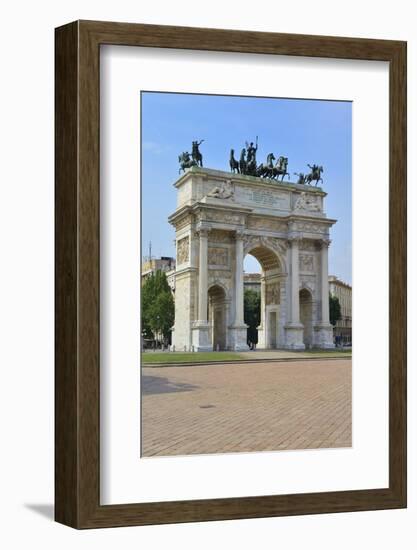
228, 324, 248, 351
191, 321, 212, 352
313, 323, 335, 349
284, 323, 305, 350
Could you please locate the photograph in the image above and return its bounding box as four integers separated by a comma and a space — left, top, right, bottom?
140, 91, 352, 457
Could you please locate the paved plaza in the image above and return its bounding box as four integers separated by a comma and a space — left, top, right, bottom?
141, 359, 352, 457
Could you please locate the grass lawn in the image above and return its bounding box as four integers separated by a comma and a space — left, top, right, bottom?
141, 349, 351, 364
142, 352, 244, 364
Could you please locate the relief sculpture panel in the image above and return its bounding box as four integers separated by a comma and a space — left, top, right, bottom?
208, 246, 229, 267
176, 236, 189, 265
266, 282, 280, 305
299, 253, 314, 272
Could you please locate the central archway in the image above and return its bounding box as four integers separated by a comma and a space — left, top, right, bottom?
208, 284, 227, 350
244, 243, 284, 349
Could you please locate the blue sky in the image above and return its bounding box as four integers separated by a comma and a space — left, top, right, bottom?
141, 92, 352, 284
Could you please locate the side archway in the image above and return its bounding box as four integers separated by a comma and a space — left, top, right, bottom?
208, 283, 227, 350
299, 287, 314, 348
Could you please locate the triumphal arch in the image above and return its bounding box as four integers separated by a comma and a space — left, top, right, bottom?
169, 167, 336, 351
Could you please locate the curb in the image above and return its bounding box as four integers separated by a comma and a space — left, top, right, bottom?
142, 355, 351, 368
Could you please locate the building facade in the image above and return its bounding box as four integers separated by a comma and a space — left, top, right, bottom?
169, 167, 337, 351
329, 275, 352, 344
141, 256, 176, 281
243, 273, 262, 293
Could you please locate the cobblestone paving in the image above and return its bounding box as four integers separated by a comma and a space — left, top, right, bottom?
141, 360, 352, 457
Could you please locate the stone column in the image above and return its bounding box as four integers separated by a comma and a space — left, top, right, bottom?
234, 232, 245, 326
198, 228, 209, 321
320, 239, 330, 324
284, 237, 304, 349
312, 238, 334, 349
229, 231, 248, 351
191, 227, 211, 351
290, 237, 300, 324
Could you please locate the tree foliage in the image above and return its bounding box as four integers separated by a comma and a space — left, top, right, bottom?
244, 289, 261, 344
141, 270, 174, 341
329, 293, 342, 326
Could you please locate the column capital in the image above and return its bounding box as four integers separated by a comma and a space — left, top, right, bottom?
287, 235, 302, 246
234, 229, 245, 241
320, 238, 331, 248
196, 224, 211, 237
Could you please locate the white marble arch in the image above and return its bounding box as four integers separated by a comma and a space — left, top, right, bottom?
168, 167, 336, 351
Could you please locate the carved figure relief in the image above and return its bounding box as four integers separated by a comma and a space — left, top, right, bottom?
266, 282, 280, 305
299, 254, 314, 272
208, 246, 229, 267
207, 180, 234, 200
293, 192, 321, 212
176, 236, 189, 265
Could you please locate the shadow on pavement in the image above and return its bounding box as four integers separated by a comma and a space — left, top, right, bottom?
142, 375, 199, 395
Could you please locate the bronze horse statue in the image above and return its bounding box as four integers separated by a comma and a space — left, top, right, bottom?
271, 156, 290, 181
229, 149, 240, 173
257, 153, 276, 178
239, 148, 247, 174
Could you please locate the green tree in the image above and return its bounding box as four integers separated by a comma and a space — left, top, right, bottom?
329, 293, 342, 326
142, 270, 174, 342
244, 289, 261, 344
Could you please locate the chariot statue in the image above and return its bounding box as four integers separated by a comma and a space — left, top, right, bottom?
244, 137, 258, 175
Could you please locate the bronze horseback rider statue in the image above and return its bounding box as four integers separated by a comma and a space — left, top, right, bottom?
304, 163, 324, 186
294, 172, 307, 185
178, 140, 204, 173
178, 151, 197, 173
191, 139, 204, 167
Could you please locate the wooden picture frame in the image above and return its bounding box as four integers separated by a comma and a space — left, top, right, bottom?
55, 20, 406, 528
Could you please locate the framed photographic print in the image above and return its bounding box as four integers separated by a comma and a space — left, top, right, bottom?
55, 20, 406, 528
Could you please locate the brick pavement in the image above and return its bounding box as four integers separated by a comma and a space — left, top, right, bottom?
141, 359, 352, 457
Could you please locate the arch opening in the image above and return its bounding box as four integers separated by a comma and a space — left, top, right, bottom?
208, 284, 227, 351
244, 245, 283, 349
300, 288, 314, 349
